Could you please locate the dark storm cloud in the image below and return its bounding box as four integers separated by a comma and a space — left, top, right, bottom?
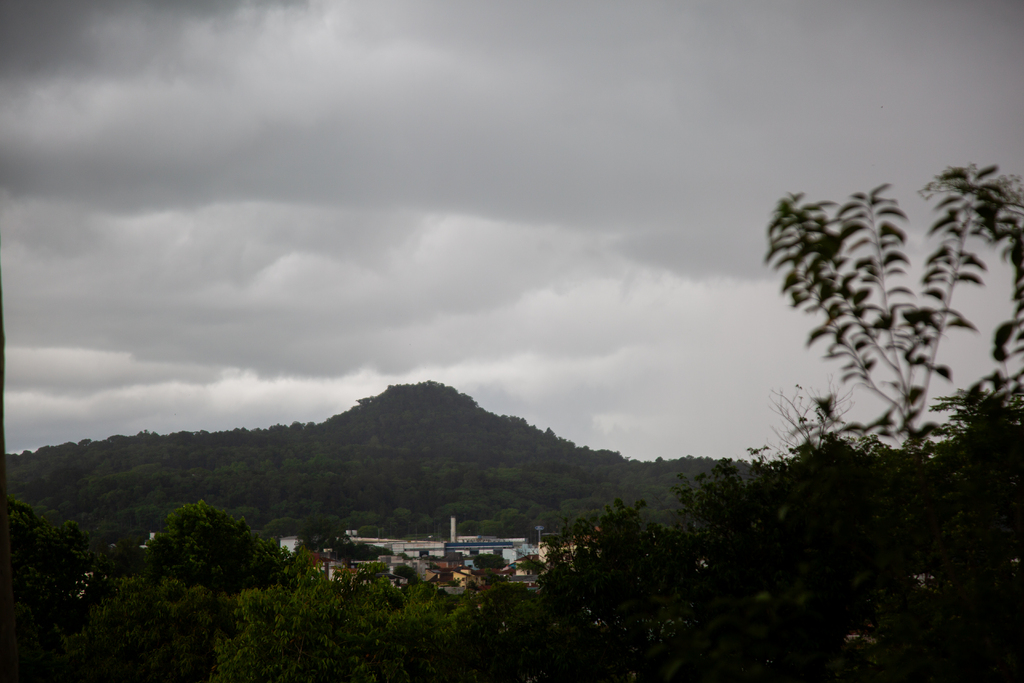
55, 10, 1024, 272
0, 0, 307, 78
2, 0, 1022, 457
5, 0, 1020, 276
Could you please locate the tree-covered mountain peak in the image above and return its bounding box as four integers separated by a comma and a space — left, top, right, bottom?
319, 381, 577, 459
352, 381, 480, 411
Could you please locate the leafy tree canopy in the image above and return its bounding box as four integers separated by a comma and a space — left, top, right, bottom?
472, 553, 506, 570
144, 501, 289, 594
7, 495, 110, 677
212, 555, 457, 683
63, 577, 236, 683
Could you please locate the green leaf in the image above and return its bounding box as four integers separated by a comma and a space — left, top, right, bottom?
879, 223, 907, 242
883, 251, 909, 265
994, 322, 1014, 349
957, 272, 984, 285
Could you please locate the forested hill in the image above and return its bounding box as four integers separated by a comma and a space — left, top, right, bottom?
8, 381, 719, 544
318, 380, 618, 464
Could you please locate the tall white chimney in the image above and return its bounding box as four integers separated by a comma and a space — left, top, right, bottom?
450, 515, 457, 543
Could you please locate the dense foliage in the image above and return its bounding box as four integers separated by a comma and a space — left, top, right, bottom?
7, 498, 110, 681
542, 392, 1023, 682
144, 501, 290, 594
8, 382, 717, 544
63, 577, 237, 683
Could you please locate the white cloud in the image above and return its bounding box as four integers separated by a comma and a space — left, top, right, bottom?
5, 273, 836, 459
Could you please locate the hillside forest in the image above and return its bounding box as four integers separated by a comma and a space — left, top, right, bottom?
7, 381, 718, 545
4, 164, 1024, 682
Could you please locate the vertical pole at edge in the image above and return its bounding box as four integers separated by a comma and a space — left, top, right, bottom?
0, 235, 18, 681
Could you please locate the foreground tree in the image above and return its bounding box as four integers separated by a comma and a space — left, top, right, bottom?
452, 582, 574, 683
654, 438, 885, 682
145, 501, 289, 594
7, 497, 110, 680
541, 442, 880, 682
766, 165, 1024, 681
536, 164, 1023, 682
213, 555, 459, 683
542, 500, 689, 681
860, 393, 1024, 682
766, 164, 1024, 437
63, 577, 236, 683
97, 536, 146, 579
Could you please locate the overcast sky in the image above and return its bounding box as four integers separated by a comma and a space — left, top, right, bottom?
2, 0, 1022, 459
